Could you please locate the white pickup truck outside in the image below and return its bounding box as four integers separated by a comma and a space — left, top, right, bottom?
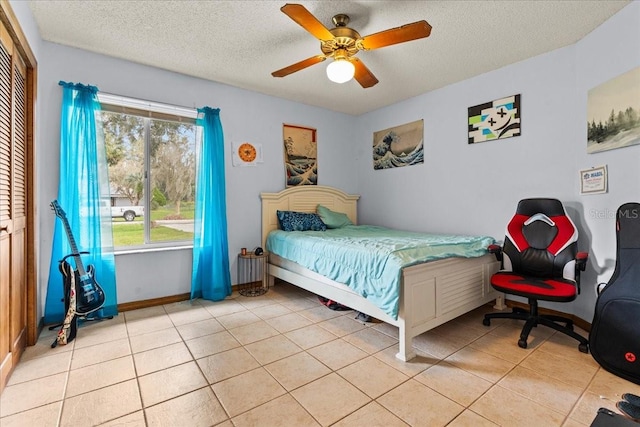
111, 205, 144, 221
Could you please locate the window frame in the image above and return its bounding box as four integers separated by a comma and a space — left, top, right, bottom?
98, 93, 200, 251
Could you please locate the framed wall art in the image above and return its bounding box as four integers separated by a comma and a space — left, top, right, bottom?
468, 94, 521, 144
373, 119, 424, 170
587, 66, 640, 154
283, 124, 317, 186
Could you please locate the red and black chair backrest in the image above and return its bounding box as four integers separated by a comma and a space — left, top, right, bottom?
501, 198, 579, 282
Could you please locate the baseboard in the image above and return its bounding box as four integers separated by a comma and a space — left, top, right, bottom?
116, 283, 251, 312
117, 293, 191, 312
505, 299, 592, 333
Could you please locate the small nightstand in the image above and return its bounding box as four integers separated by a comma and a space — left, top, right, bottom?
237, 251, 269, 296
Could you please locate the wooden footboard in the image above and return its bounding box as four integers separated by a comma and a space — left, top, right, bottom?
268, 253, 501, 361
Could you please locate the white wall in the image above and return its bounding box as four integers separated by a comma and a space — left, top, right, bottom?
35, 43, 358, 307
356, 2, 640, 323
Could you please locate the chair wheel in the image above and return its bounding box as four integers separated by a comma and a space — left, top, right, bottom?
518, 339, 528, 349
579, 343, 589, 354
482, 318, 490, 327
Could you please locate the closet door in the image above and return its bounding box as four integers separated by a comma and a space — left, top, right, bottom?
0, 19, 28, 395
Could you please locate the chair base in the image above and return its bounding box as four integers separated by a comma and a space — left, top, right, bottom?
482, 300, 589, 353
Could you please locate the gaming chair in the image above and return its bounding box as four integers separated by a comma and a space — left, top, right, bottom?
483, 198, 589, 353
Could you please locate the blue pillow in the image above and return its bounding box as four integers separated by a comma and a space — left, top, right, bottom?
277, 210, 327, 232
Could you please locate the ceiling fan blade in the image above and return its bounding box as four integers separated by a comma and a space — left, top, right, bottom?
351, 58, 379, 88
358, 21, 432, 50
272, 54, 327, 78
281, 3, 335, 41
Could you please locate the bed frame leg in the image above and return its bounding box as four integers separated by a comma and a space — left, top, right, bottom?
395, 327, 416, 362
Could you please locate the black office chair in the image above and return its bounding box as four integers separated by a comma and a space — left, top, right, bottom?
483, 198, 589, 353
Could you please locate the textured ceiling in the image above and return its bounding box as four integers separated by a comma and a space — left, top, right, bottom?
27, 0, 630, 115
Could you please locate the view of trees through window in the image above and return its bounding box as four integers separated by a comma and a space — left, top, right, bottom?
102, 111, 197, 247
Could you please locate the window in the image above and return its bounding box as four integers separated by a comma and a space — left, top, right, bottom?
99, 94, 199, 248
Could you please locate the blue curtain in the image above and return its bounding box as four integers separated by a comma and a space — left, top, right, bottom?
43, 82, 117, 324
191, 107, 231, 300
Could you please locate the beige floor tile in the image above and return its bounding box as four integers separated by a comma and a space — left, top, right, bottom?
60, 379, 142, 426
200, 298, 246, 317
265, 352, 331, 391
232, 393, 321, 427
586, 367, 640, 400
498, 365, 584, 415
371, 321, 399, 339
0, 372, 67, 417
98, 410, 146, 426
185, 330, 241, 359
265, 312, 313, 333
291, 373, 371, 426
298, 306, 349, 323
332, 401, 409, 426
124, 306, 166, 321
562, 418, 590, 427
468, 328, 538, 364
236, 295, 278, 311
244, 334, 302, 365
66, 355, 136, 397
175, 317, 224, 341
278, 297, 322, 312
216, 310, 261, 329
138, 361, 207, 407
197, 347, 260, 384
377, 378, 463, 427
125, 313, 174, 337
128, 326, 182, 354
165, 304, 213, 327
411, 330, 463, 359
416, 361, 492, 406
70, 337, 131, 370
228, 320, 280, 345
569, 391, 619, 426
338, 356, 408, 398
212, 367, 286, 418
445, 346, 516, 383
0, 401, 62, 427
537, 329, 594, 364
307, 339, 368, 370
342, 327, 398, 355
74, 319, 129, 349
470, 384, 565, 427
19, 330, 74, 362
373, 346, 438, 377
285, 324, 338, 350
447, 409, 499, 426
429, 319, 490, 347
520, 348, 598, 388
144, 386, 228, 427
250, 302, 293, 319
317, 314, 368, 337
7, 351, 71, 385
133, 341, 193, 376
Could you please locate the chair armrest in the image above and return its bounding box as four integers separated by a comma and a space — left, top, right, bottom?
576, 252, 588, 271
488, 244, 503, 262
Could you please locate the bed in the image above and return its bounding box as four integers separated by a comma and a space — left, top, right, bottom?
261, 185, 503, 361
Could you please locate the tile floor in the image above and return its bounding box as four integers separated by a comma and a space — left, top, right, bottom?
1, 281, 639, 427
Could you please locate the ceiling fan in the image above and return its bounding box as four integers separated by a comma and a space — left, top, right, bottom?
271, 3, 432, 88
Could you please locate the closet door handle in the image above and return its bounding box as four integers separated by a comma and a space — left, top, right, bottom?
0, 225, 8, 233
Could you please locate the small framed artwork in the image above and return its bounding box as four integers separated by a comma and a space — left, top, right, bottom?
579, 165, 608, 195
283, 124, 317, 186
468, 94, 521, 144
373, 119, 424, 170
232, 141, 263, 167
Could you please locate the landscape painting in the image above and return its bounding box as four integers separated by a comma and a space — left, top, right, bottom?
373, 119, 424, 170
283, 124, 317, 186
587, 66, 640, 154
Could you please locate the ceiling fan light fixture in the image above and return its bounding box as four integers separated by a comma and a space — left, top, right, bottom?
326, 58, 355, 84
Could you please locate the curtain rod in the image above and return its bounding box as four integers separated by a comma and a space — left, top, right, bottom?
97, 92, 198, 119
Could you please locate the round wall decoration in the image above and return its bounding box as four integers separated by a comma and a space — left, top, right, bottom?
238, 142, 257, 163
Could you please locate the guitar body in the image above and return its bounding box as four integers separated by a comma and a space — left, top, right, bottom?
74, 264, 106, 316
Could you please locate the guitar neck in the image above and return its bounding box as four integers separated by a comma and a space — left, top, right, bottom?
60, 215, 88, 277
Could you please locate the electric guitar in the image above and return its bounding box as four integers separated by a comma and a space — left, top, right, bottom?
50, 200, 106, 316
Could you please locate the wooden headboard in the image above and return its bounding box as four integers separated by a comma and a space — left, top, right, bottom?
260, 185, 360, 248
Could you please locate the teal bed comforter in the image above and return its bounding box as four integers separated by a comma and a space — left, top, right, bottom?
266, 225, 495, 319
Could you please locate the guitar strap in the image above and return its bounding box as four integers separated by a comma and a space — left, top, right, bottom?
55, 260, 78, 346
